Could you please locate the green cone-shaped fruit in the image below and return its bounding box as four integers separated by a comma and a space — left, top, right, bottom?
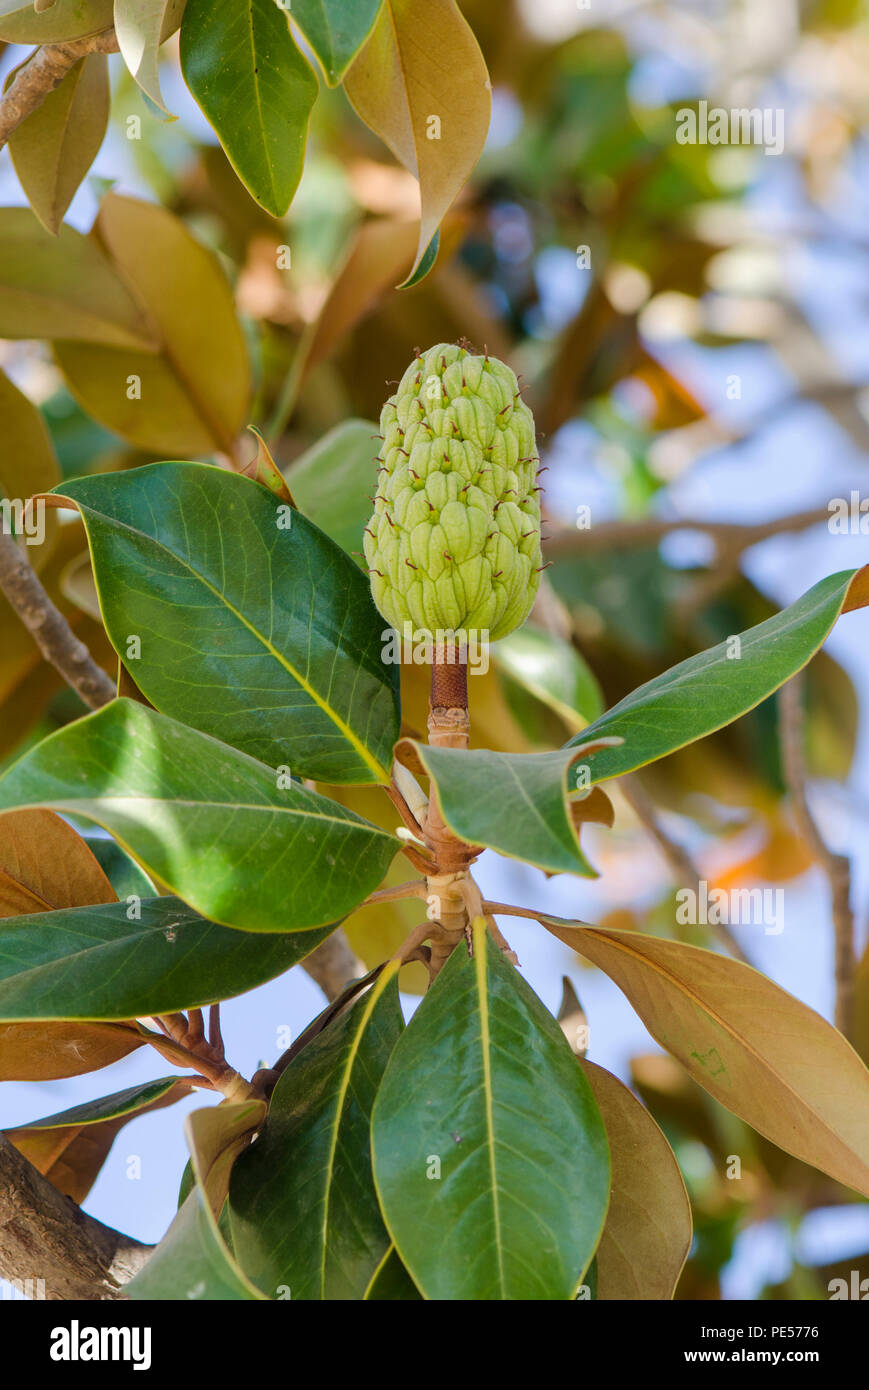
364, 343, 543, 641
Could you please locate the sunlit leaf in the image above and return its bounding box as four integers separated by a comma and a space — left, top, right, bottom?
5, 1076, 188, 1202
566, 566, 869, 789
372, 920, 610, 1299
114, 0, 187, 115
0, 0, 113, 42
49, 462, 400, 783
580, 1060, 691, 1300
291, 0, 383, 85
180, 0, 318, 217
54, 193, 251, 456
0, 895, 335, 1021
541, 916, 869, 1199
127, 1187, 265, 1300
9, 53, 109, 235
0, 700, 399, 932
0, 209, 155, 348
344, 0, 491, 279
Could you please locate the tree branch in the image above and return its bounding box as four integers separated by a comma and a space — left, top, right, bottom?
301, 928, 367, 1001
545, 505, 829, 560
0, 1134, 151, 1300
0, 28, 119, 153
0, 528, 116, 710
778, 674, 856, 1038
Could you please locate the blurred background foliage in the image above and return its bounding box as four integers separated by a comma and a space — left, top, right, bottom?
2, 0, 869, 1298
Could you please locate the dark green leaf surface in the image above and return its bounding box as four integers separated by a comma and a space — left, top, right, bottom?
372, 920, 610, 1300
364, 1245, 422, 1300
566, 565, 869, 788
180, 0, 318, 216
127, 1188, 265, 1300
292, 0, 383, 84
4, 1076, 188, 1203
8, 1077, 180, 1133
0, 896, 333, 1020
0, 701, 398, 932
52, 462, 400, 785
396, 740, 609, 876
229, 965, 402, 1300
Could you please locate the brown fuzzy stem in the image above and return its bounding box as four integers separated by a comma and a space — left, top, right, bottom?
430, 648, 468, 714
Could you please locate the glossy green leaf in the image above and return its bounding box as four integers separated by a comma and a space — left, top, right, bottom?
83, 835, 155, 901
0, 700, 398, 932
51, 463, 400, 784
128, 1187, 265, 1300
364, 1245, 422, 1300
566, 565, 869, 789
540, 916, 869, 1200
291, 0, 383, 85
0, 0, 113, 42
9, 54, 109, 235
0, 895, 334, 1020
0, 209, 155, 348
114, 0, 187, 114
395, 737, 617, 877
53, 193, 251, 456
580, 1060, 691, 1300
229, 965, 402, 1300
180, 0, 318, 217
5, 1076, 187, 1203
372, 920, 610, 1300
286, 419, 379, 563
493, 627, 605, 730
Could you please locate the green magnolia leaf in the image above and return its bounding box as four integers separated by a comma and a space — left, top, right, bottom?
53, 193, 251, 457
114, 0, 187, 114
566, 565, 869, 789
50, 462, 400, 783
0, 700, 399, 932
372, 919, 610, 1300
0, 0, 113, 42
128, 1187, 266, 1300
9, 54, 109, 235
229, 964, 402, 1300
395, 737, 618, 877
285, 419, 380, 563
540, 916, 869, 1200
180, 0, 318, 217
5, 1076, 187, 1203
0, 209, 155, 348
493, 627, 605, 730
83, 835, 155, 901
0, 895, 335, 1020
364, 1245, 422, 1300
291, 0, 383, 85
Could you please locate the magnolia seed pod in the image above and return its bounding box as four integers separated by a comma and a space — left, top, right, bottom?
364, 343, 543, 641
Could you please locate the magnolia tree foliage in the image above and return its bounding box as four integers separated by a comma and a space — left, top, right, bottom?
0, 0, 866, 1304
